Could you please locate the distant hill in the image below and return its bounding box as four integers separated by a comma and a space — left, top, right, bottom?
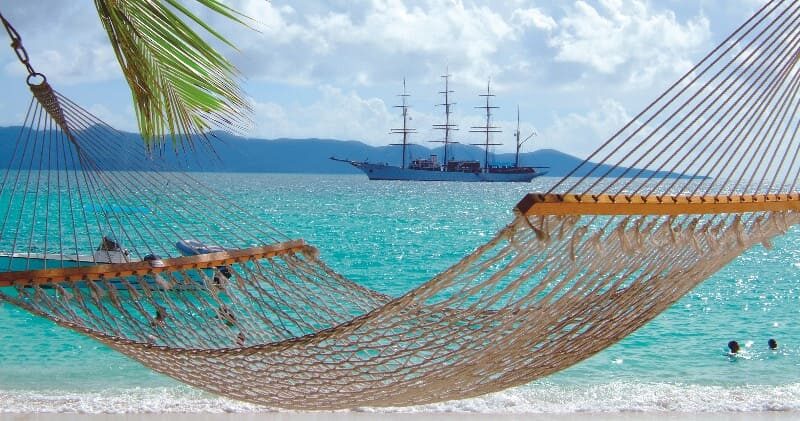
0, 126, 693, 178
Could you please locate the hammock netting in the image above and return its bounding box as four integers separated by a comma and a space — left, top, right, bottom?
2, 0, 800, 409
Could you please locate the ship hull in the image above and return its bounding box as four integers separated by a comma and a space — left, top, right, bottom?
350, 162, 546, 182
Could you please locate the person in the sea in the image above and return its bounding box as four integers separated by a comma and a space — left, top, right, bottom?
728, 340, 740, 354
768, 338, 778, 350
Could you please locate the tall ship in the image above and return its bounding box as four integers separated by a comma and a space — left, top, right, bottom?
332, 73, 548, 182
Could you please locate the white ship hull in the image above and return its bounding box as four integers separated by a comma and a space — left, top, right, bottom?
347, 161, 546, 182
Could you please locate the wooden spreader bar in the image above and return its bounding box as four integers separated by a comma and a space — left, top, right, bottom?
0, 240, 308, 286
516, 192, 800, 216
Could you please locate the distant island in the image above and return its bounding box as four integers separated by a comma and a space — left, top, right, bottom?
0, 126, 695, 178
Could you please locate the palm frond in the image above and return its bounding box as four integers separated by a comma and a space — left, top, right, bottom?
94, 0, 252, 150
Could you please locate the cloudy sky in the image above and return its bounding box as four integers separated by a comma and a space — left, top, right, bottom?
0, 0, 766, 157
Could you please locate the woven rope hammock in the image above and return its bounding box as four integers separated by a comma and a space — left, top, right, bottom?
2, 0, 800, 409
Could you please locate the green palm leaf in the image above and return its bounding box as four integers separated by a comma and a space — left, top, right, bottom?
94, 0, 251, 149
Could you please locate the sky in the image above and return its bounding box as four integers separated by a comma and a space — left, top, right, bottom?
0, 0, 767, 157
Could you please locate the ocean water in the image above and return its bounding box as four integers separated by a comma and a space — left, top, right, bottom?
1, 173, 799, 414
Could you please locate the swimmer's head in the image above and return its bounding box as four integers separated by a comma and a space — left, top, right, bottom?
728, 340, 740, 353
768, 338, 778, 350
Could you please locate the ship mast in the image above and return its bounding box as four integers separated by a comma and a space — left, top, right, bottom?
514, 105, 537, 168
390, 79, 416, 168
470, 79, 502, 171
431, 70, 458, 168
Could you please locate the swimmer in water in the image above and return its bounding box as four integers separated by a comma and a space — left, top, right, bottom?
768, 338, 778, 350
728, 340, 740, 354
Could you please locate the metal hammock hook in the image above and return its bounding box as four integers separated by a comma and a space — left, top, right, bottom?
1, 12, 77, 144
0, 12, 45, 85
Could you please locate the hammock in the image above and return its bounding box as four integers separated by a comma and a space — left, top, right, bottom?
1, 0, 799, 409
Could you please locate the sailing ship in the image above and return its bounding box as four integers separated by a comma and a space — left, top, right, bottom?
332, 74, 548, 182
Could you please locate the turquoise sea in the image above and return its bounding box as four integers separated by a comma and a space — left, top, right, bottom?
1, 173, 799, 414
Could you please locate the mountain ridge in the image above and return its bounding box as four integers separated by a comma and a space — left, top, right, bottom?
0, 126, 693, 178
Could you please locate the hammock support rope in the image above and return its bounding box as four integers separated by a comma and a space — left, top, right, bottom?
2, 0, 800, 410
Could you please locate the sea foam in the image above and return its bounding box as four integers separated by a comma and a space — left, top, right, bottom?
2, 382, 800, 414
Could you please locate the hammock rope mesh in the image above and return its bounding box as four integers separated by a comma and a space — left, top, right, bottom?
1, 0, 800, 409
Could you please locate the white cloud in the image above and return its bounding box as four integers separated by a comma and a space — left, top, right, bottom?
250, 85, 393, 143
0, 0, 746, 159
549, 0, 710, 87
86, 103, 137, 133
232, 0, 524, 89
0, 0, 119, 85
512, 7, 558, 31
539, 99, 632, 157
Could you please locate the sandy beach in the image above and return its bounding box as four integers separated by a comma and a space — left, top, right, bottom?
3, 411, 800, 421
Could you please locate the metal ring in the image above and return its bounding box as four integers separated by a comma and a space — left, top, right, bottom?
26, 72, 46, 86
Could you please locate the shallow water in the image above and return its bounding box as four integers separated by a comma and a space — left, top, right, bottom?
0, 173, 798, 414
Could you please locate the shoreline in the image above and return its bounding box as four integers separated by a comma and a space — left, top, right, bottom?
3, 381, 800, 417
2, 412, 800, 421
